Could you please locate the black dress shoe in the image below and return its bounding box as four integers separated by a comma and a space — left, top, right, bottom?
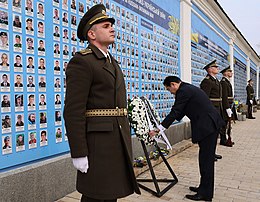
220, 142, 232, 147
189, 186, 199, 192
214, 158, 218, 162
186, 193, 212, 201
220, 141, 226, 146
248, 117, 256, 119
215, 154, 222, 159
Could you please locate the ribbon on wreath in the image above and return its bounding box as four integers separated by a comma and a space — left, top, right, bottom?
141, 97, 172, 150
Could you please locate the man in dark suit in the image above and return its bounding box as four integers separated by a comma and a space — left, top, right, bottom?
63, 4, 140, 202
200, 60, 224, 160
150, 76, 224, 201
220, 66, 234, 146
246, 79, 256, 119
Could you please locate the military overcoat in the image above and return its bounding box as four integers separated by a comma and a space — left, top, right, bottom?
246, 84, 255, 105
64, 44, 140, 199
220, 77, 233, 121
200, 74, 223, 116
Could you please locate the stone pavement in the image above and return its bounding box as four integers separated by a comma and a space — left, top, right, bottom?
57, 111, 260, 202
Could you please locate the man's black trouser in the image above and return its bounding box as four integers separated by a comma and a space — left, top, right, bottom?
197, 131, 218, 199
81, 195, 117, 202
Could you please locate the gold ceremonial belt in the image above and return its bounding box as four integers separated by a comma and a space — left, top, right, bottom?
228, 97, 234, 100
210, 98, 222, 102
85, 107, 127, 117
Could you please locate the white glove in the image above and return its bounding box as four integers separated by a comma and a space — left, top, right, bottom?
158, 124, 166, 132
226, 108, 232, 118
250, 100, 253, 104
72, 156, 89, 173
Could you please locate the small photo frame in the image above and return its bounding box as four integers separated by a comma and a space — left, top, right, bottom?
0, 52, 10, 71
15, 94, 24, 112
16, 133, 25, 152
39, 93, 47, 110
26, 37, 34, 54
55, 127, 62, 143
28, 131, 37, 149
1, 94, 11, 112
39, 111, 47, 128
37, 21, 45, 38
2, 135, 12, 155
13, 14, 22, 32
15, 114, 24, 131
26, 18, 34, 35
0, 31, 9, 50
37, 2, 45, 19
40, 130, 48, 146
14, 74, 23, 91
25, 0, 34, 16
38, 75, 46, 91
2, 114, 11, 134
13, 34, 22, 52
12, 0, 22, 13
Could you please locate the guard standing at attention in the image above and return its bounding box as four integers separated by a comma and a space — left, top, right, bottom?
246, 79, 256, 119
200, 60, 223, 161
63, 4, 140, 202
220, 66, 234, 146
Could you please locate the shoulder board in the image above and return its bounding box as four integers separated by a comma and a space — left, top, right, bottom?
78, 48, 92, 55
221, 77, 226, 81
205, 76, 210, 79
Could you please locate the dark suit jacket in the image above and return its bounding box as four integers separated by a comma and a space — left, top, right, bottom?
64, 44, 140, 198
162, 82, 225, 143
1, 82, 10, 87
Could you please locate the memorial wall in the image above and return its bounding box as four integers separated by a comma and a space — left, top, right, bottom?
191, 4, 229, 87
0, 0, 259, 171
0, 0, 180, 170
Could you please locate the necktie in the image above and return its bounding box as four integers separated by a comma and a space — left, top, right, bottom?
106, 54, 111, 63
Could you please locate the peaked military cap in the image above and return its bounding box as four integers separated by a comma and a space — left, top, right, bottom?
220, 66, 232, 74
248, 79, 252, 82
77, 4, 115, 41
0, 32, 7, 37
203, 59, 217, 70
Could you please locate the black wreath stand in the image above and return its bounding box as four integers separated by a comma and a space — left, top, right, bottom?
137, 140, 178, 197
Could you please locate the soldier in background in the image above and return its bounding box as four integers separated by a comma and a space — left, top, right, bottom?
246, 79, 256, 119
220, 66, 234, 147
200, 60, 223, 161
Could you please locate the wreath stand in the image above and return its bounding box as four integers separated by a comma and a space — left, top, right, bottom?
137, 140, 178, 197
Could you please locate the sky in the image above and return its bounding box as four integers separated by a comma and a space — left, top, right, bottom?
217, 0, 260, 56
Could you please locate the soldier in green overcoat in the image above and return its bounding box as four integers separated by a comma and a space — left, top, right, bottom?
63, 4, 140, 202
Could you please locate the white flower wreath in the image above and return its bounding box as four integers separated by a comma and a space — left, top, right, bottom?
128, 96, 171, 148
128, 97, 160, 145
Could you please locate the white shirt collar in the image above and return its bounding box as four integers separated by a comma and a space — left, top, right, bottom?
98, 48, 111, 63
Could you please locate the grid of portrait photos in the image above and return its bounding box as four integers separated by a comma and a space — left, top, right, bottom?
250, 65, 257, 90
106, 0, 180, 119
0, 0, 180, 169
0, 0, 69, 159
233, 56, 248, 102
191, 41, 230, 87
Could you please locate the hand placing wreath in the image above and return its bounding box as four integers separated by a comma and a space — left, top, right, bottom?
128, 96, 172, 149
